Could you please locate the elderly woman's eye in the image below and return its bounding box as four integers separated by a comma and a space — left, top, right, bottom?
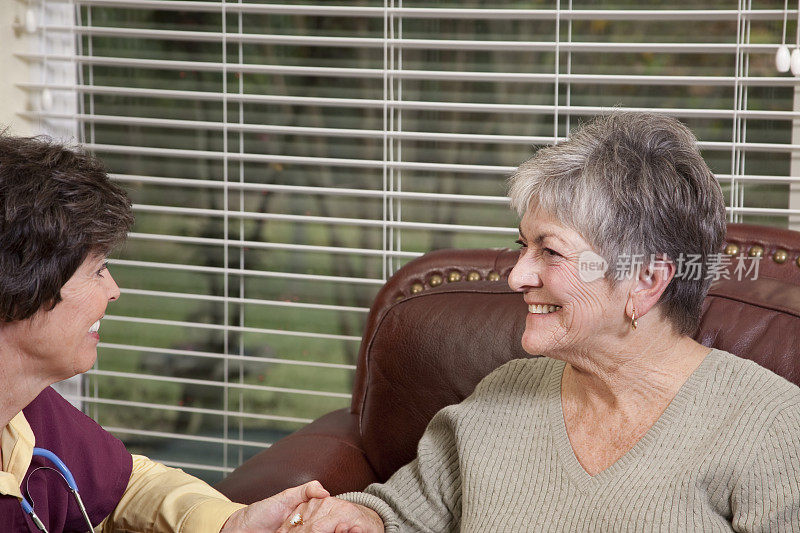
543, 248, 561, 257
97, 261, 109, 276
515, 239, 527, 249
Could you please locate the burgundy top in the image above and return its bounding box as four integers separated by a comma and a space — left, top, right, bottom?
0, 387, 132, 532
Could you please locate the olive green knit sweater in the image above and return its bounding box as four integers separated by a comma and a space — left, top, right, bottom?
340, 349, 800, 532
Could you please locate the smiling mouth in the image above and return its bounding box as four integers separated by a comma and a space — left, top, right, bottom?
89, 320, 101, 334
528, 304, 562, 314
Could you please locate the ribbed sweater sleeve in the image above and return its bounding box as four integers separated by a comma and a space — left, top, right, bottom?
340, 405, 463, 533
731, 402, 800, 532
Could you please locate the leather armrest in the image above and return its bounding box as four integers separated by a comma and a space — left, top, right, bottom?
215, 409, 379, 504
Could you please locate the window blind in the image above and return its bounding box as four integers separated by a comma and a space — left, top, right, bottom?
20, 0, 799, 482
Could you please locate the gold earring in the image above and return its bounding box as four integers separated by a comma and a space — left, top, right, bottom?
631, 306, 638, 330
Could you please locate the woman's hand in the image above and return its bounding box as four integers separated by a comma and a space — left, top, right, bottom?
220, 481, 330, 532
276, 497, 384, 533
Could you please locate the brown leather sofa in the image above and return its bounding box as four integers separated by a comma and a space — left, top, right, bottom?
216, 223, 800, 504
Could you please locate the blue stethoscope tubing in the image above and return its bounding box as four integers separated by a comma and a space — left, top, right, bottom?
19, 447, 93, 533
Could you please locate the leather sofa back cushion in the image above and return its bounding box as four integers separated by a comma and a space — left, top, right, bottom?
699, 277, 800, 384
358, 282, 528, 481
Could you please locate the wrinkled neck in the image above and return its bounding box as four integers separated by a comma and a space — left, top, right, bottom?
561, 333, 711, 416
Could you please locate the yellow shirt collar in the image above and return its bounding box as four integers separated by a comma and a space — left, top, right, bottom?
0, 411, 34, 499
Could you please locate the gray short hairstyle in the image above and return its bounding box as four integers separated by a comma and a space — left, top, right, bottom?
508, 112, 726, 335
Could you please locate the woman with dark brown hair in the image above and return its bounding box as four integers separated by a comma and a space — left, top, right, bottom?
0, 134, 327, 532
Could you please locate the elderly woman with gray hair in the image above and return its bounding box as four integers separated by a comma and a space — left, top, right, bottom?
278, 113, 800, 532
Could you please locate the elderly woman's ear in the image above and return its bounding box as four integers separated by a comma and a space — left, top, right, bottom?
626, 255, 676, 324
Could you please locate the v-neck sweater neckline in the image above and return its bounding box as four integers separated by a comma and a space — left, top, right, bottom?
547, 348, 722, 490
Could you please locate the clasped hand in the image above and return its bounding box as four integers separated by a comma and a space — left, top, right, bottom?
220, 481, 329, 532
275, 497, 384, 533
219, 481, 383, 533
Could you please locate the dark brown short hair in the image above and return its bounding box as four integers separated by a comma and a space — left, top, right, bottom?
0, 134, 134, 321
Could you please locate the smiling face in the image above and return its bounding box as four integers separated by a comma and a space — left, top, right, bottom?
508, 208, 633, 360
3, 254, 120, 382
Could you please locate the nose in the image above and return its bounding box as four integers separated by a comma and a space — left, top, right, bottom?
508, 250, 542, 292
105, 268, 121, 302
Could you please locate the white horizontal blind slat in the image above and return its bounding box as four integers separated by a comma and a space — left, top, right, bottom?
130, 204, 518, 233
98, 342, 357, 370
33, 26, 791, 54
102, 314, 362, 341
35, 2, 800, 20
88, 369, 352, 398
20, 83, 800, 121
20, 112, 800, 152
125, 231, 424, 259
85, 143, 517, 173
73, 396, 315, 424
22, 114, 800, 155
120, 285, 370, 313
17, 54, 800, 86
107, 258, 387, 285
103, 426, 272, 448
113, 176, 509, 204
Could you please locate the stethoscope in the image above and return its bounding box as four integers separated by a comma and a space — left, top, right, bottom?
19, 448, 93, 533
